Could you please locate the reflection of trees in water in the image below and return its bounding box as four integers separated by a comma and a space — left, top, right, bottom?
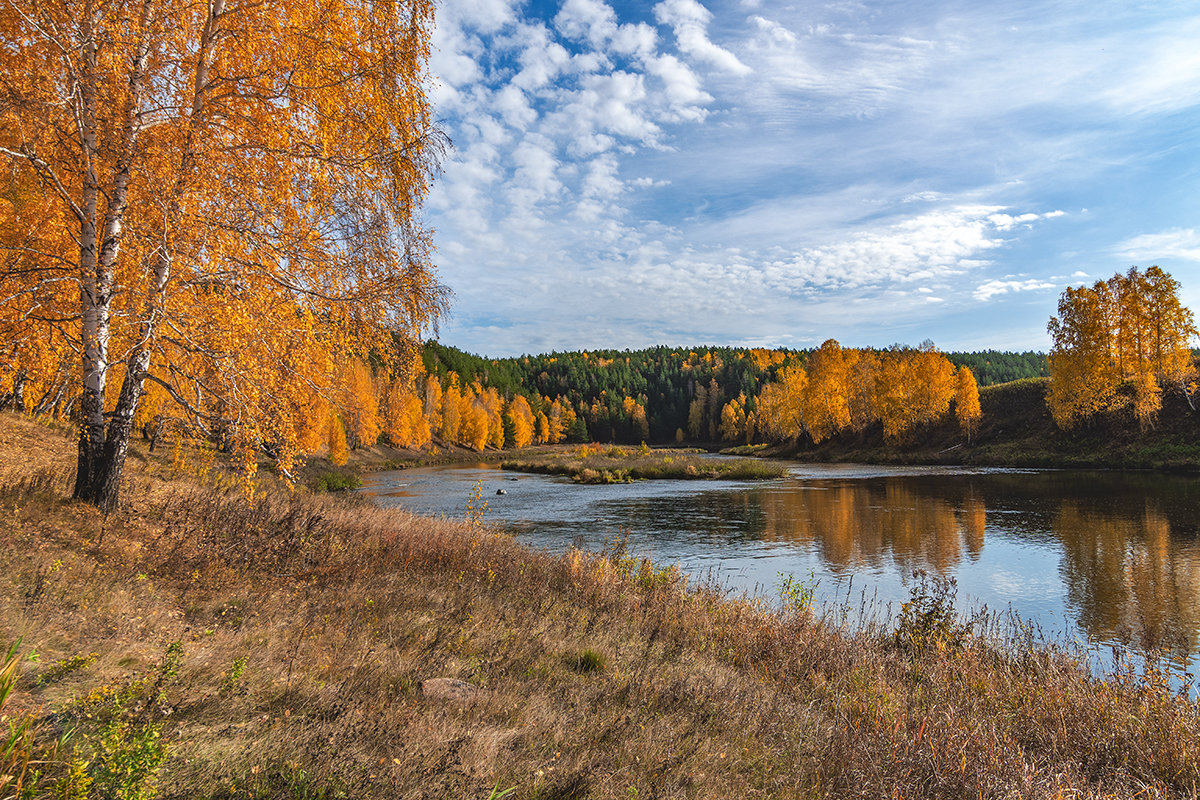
601, 473, 1200, 656
757, 479, 986, 575
1055, 502, 1200, 655
752, 474, 1200, 657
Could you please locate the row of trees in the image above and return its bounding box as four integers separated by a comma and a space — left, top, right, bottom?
322, 364, 590, 458
420, 342, 1024, 447
748, 340, 980, 445
1047, 267, 1198, 430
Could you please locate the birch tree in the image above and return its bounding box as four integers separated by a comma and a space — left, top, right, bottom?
1047, 267, 1196, 430
0, 0, 446, 509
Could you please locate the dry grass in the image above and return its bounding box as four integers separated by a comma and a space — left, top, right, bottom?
501, 444, 785, 483
2, 411, 1199, 799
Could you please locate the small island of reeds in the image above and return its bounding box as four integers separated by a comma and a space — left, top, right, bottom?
499, 443, 787, 483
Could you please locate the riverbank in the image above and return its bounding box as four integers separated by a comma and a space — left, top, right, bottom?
500, 444, 786, 483
3, 412, 1199, 799
736, 378, 1200, 471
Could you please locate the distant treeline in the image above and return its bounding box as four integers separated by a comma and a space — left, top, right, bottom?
419, 342, 1046, 446
944, 351, 1049, 385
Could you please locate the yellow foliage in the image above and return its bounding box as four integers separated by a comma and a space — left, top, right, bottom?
801, 339, 852, 443
0, 0, 445, 505
1048, 267, 1196, 429
720, 396, 747, 442
506, 395, 536, 449
757, 364, 807, 440
328, 413, 349, 467
340, 359, 381, 449
955, 367, 982, 441
875, 345, 956, 442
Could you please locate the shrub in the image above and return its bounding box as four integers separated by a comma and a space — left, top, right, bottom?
566, 649, 607, 674
892, 571, 976, 655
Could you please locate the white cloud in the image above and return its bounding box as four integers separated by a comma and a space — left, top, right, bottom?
492, 84, 538, 128
1115, 229, 1200, 263
739, 14, 934, 117
654, 0, 752, 75
974, 279, 1056, 302
511, 26, 571, 90
987, 211, 1064, 231
555, 0, 657, 58
645, 54, 711, 119
449, 0, 518, 35
424, 0, 1200, 356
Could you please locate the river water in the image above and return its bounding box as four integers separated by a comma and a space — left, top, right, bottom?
359, 461, 1200, 677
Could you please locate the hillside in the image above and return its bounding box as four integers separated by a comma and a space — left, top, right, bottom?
767, 377, 1200, 471
4, 412, 1200, 799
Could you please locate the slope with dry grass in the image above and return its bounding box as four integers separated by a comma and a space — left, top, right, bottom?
2, 411, 1199, 799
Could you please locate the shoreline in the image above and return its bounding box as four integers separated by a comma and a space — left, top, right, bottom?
2, 411, 1199, 798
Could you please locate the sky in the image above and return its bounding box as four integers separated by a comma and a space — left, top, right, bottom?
424, 0, 1200, 357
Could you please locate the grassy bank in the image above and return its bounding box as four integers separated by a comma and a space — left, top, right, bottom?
500, 444, 786, 484
763, 377, 1200, 471
3, 412, 1200, 799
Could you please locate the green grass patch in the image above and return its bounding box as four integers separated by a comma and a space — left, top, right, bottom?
309, 471, 362, 492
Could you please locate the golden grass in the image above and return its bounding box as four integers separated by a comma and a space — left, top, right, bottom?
2, 412, 1199, 799
501, 444, 786, 483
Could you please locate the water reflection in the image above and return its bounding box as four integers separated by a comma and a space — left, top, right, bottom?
1055, 502, 1200, 656
755, 481, 982, 574
360, 464, 1200, 661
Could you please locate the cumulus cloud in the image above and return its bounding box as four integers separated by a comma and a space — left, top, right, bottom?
423, 0, 1192, 355
555, 0, 657, 58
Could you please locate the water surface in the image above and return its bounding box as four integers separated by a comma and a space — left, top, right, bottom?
360, 461, 1200, 673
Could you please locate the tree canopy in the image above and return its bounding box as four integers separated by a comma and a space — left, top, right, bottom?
1047, 267, 1197, 430
0, 0, 446, 508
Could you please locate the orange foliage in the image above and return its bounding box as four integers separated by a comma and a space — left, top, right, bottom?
0, 0, 445, 507
1048, 267, 1197, 430
955, 367, 982, 442
506, 395, 536, 449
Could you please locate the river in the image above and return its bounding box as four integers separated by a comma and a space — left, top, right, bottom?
359, 460, 1200, 679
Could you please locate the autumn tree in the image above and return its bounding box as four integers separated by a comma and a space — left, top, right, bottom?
757, 363, 807, 441
719, 395, 747, 441
440, 374, 462, 444
0, 0, 446, 509
1047, 267, 1197, 430
801, 339, 852, 443
327, 412, 349, 467
505, 395, 535, 449
339, 359, 381, 450
955, 367, 981, 442
384, 376, 430, 449
546, 398, 568, 444
875, 344, 956, 442
844, 349, 880, 432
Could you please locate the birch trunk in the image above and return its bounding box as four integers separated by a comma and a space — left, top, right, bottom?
72, 0, 156, 508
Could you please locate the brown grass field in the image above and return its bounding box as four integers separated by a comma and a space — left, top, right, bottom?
2, 411, 1199, 799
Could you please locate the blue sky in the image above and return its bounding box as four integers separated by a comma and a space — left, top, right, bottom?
425, 0, 1200, 357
